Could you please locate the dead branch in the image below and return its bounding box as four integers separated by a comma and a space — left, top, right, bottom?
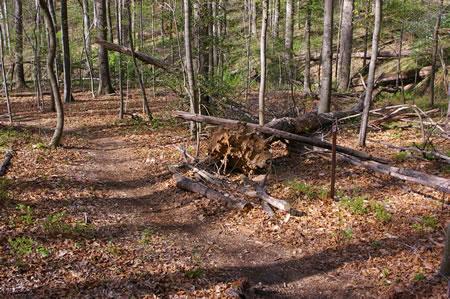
174, 111, 390, 164
367, 138, 450, 164
338, 152, 450, 194
94, 38, 179, 73
173, 173, 252, 210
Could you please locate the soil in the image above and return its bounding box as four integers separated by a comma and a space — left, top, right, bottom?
0, 90, 448, 298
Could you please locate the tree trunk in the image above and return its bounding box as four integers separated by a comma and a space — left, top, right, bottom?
284, 0, 293, 86
106, 0, 113, 43
258, 0, 268, 125
429, 0, 443, 106
60, 0, 73, 103
440, 224, 450, 278
362, 0, 370, 68
14, 0, 26, 89
0, 25, 12, 122
337, 0, 353, 91
126, 0, 151, 120
251, 0, 257, 35
96, 0, 114, 94
82, 0, 91, 57
39, 0, 64, 148
271, 0, 279, 38
2, 0, 10, 52
358, 0, 381, 147
184, 0, 198, 137
303, 0, 312, 94
116, 0, 124, 119
318, 0, 334, 113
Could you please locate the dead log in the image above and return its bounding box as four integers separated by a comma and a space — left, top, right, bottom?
95, 38, 179, 73
0, 151, 13, 176
173, 111, 390, 164
173, 173, 252, 210
338, 152, 450, 194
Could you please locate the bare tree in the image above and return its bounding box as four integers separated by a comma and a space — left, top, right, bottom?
259, 0, 268, 125
14, 0, 27, 89
184, 0, 198, 136
96, 0, 114, 94
303, 0, 312, 95
39, 0, 64, 147
0, 25, 12, 122
318, 0, 334, 113
60, 0, 73, 102
284, 0, 294, 93
429, 0, 444, 106
358, 0, 381, 147
337, 0, 354, 91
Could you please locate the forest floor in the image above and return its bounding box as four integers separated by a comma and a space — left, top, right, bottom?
0, 89, 449, 298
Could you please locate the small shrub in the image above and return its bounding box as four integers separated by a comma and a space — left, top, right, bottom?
17, 204, 34, 225
286, 179, 327, 200
140, 229, 152, 246
185, 268, 204, 278
370, 202, 392, 223
370, 241, 383, 247
8, 237, 34, 257
340, 195, 369, 215
413, 269, 425, 281
392, 151, 408, 161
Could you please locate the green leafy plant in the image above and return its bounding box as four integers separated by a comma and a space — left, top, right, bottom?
371, 241, 383, 247
43, 210, 68, 232
413, 268, 425, 281
392, 151, 408, 161
17, 204, 34, 225
340, 195, 369, 215
412, 215, 437, 230
106, 239, 121, 255
185, 268, 204, 278
370, 202, 392, 223
286, 179, 327, 200
140, 229, 152, 246
8, 236, 34, 257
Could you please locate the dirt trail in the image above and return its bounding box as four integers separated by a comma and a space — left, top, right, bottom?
67, 131, 349, 298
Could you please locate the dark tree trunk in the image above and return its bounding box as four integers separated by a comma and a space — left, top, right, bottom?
60, 0, 73, 102
96, 0, 114, 94
39, 0, 64, 147
429, 0, 444, 106
14, 0, 26, 89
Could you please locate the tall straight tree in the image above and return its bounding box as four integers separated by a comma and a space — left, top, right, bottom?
39, 0, 64, 147
259, 0, 268, 125
60, 0, 73, 102
429, 0, 444, 106
284, 0, 293, 83
81, 0, 91, 57
96, 0, 114, 94
337, 0, 354, 91
318, 0, 334, 113
184, 0, 198, 137
358, 0, 381, 147
303, 0, 312, 95
14, 0, 27, 89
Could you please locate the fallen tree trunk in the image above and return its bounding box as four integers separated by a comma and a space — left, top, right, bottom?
173, 173, 252, 210
338, 152, 450, 194
174, 111, 390, 163
0, 151, 13, 176
95, 38, 179, 73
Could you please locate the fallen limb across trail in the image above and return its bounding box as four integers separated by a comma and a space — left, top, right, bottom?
174, 111, 389, 163
95, 38, 179, 73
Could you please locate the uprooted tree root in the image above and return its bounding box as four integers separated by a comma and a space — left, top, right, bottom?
208, 124, 272, 173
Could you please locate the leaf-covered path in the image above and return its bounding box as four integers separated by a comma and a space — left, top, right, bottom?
1, 91, 448, 297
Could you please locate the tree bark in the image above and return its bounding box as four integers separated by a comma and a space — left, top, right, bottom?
441, 224, 450, 277
258, 0, 268, 125
0, 25, 12, 122
39, 0, 64, 148
284, 0, 293, 96
318, 0, 334, 113
14, 0, 26, 89
95, 0, 114, 94
358, 0, 381, 147
115, 0, 123, 119
81, 0, 91, 57
303, 0, 312, 94
184, 0, 198, 137
271, 0, 279, 38
251, 0, 257, 35
429, 0, 443, 106
337, 0, 354, 91
60, 0, 73, 103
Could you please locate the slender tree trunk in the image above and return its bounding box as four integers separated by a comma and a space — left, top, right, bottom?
334, 0, 343, 83
285, 0, 294, 109
14, 0, 26, 89
126, 0, 151, 120
39, 0, 63, 147
116, 0, 124, 118
82, 0, 91, 57
96, 0, 114, 94
251, 0, 257, 35
337, 0, 354, 91
318, 0, 334, 113
48, 0, 60, 81
60, 0, 73, 102
2, 0, 10, 52
303, 0, 312, 95
0, 25, 12, 122
362, 0, 370, 68
358, 0, 381, 147
106, 0, 113, 42
184, 0, 198, 136
429, 0, 443, 106
259, 0, 268, 125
